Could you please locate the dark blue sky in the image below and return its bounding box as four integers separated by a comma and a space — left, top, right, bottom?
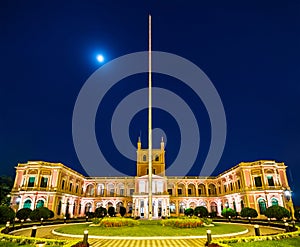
1, 1, 300, 204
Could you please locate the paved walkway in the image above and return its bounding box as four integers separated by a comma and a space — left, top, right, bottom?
10, 223, 284, 247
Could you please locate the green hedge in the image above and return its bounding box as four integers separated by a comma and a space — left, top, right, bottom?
211, 226, 300, 246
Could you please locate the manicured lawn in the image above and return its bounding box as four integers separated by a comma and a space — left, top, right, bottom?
229, 237, 300, 246
56, 221, 247, 236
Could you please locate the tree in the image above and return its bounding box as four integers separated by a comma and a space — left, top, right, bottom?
0, 205, 15, 223
29, 207, 54, 221
119, 206, 126, 217
16, 208, 32, 220
240, 207, 258, 218
221, 208, 236, 218
0, 176, 13, 205
194, 206, 208, 218
108, 206, 115, 217
265, 205, 290, 220
184, 208, 194, 216
95, 207, 107, 218
294, 206, 300, 221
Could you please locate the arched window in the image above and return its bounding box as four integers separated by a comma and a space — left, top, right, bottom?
210, 202, 217, 213
23, 199, 32, 209
258, 198, 266, 214
36, 199, 44, 208
85, 203, 92, 213
179, 202, 186, 213
143, 155, 147, 161
271, 198, 279, 206
155, 155, 159, 161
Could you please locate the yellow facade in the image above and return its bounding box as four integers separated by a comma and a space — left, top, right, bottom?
10, 140, 294, 219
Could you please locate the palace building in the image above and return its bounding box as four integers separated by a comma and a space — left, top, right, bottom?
10, 138, 294, 219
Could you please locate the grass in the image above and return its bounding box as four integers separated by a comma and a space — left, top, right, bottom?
229, 236, 300, 246
56, 220, 247, 236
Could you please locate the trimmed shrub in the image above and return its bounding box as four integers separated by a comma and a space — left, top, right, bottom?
108, 206, 115, 217
95, 207, 107, 218
86, 212, 95, 218
265, 205, 290, 220
184, 208, 194, 216
194, 206, 208, 218
221, 208, 236, 218
240, 207, 258, 218
0, 205, 15, 223
29, 207, 54, 221
16, 208, 32, 220
119, 206, 126, 217
294, 207, 300, 221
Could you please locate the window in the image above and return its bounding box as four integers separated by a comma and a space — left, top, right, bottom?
168, 189, 172, 195
40, 177, 48, 188
237, 180, 241, 189
36, 199, 44, 208
120, 188, 124, 196
62, 180, 65, 190
198, 188, 202, 195
130, 189, 134, 195
267, 176, 275, 186
170, 203, 176, 213
57, 201, 62, 215
224, 185, 227, 193
178, 188, 182, 195
153, 169, 156, 175
143, 155, 147, 161
271, 198, 279, 206
258, 198, 266, 214
188, 188, 192, 195
208, 189, 211, 195
218, 187, 221, 194
233, 200, 236, 211
110, 189, 114, 196
254, 176, 262, 187
75, 185, 78, 193
241, 200, 244, 209
230, 183, 233, 191
28, 177, 35, 187
23, 199, 32, 209
69, 183, 73, 192
155, 155, 159, 161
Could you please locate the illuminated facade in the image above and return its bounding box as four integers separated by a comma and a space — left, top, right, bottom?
10, 138, 294, 219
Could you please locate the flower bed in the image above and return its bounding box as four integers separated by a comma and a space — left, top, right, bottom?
162, 218, 203, 228
0, 227, 79, 246
100, 218, 139, 227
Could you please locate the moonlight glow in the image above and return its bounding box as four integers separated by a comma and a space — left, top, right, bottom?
97, 54, 104, 63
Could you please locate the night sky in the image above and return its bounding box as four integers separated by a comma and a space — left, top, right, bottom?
1, 1, 300, 204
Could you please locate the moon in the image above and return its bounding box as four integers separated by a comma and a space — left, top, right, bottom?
96, 54, 104, 63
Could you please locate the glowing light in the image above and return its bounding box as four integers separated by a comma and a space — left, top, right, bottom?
96, 54, 104, 63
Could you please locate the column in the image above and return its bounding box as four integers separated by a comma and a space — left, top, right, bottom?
195, 184, 199, 197
185, 184, 188, 197
175, 184, 178, 197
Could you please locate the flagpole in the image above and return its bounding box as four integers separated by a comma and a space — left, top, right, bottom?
148, 14, 153, 220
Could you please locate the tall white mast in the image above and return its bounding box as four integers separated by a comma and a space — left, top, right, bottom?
148, 14, 153, 220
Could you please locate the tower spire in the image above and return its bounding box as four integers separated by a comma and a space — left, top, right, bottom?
148, 14, 153, 220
